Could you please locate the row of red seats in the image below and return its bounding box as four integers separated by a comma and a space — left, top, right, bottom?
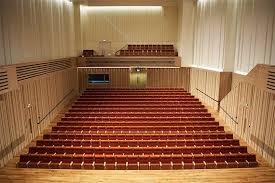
49, 131, 224, 135
18, 153, 257, 170
82, 91, 191, 95
64, 113, 211, 118
85, 88, 185, 91
43, 132, 234, 140
74, 101, 202, 105
65, 111, 209, 114
71, 104, 205, 108
58, 121, 217, 126
128, 45, 174, 50
28, 146, 247, 155
77, 98, 199, 102
61, 116, 215, 122
56, 121, 219, 127
81, 93, 190, 96
68, 108, 208, 113
118, 50, 177, 57
83, 92, 189, 95
52, 126, 224, 132
36, 139, 240, 147
80, 95, 195, 99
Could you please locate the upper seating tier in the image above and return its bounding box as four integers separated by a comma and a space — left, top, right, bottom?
116, 44, 178, 57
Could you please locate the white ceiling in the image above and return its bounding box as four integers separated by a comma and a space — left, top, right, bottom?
72, 0, 178, 6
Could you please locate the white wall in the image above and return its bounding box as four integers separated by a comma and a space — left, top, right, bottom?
0, 0, 76, 66
234, 0, 275, 74
193, 0, 227, 71
185, 0, 275, 73
80, 6, 178, 54
177, 0, 195, 67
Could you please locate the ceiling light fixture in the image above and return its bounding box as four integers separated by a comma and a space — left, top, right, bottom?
81, 6, 162, 12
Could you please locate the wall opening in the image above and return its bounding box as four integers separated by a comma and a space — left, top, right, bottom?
88, 74, 110, 84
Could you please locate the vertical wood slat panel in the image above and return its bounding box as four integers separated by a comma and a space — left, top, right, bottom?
147, 68, 190, 89
0, 64, 77, 168
221, 82, 275, 167
77, 68, 190, 92
78, 68, 130, 93
220, 68, 275, 167
190, 68, 227, 110
190, 65, 275, 167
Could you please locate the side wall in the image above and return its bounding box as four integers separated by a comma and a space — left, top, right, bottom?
0, 59, 77, 167
0, 0, 76, 66
219, 65, 275, 167
185, 0, 275, 73
190, 65, 275, 167
234, 0, 275, 73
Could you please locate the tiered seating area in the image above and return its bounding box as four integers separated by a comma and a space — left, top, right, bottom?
116, 44, 177, 56
17, 88, 258, 170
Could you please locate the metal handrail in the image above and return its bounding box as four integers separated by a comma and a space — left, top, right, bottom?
195, 88, 238, 124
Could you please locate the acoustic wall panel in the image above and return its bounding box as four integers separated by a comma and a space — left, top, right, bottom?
193, 0, 227, 71
0, 0, 76, 66
0, 58, 77, 168
188, 0, 275, 73
234, 0, 275, 74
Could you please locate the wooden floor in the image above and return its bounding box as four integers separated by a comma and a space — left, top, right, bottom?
0, 99, 274, 183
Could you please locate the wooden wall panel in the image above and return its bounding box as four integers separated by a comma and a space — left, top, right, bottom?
147, 68, 190, 89
232, 73, 245, 88
190, 68, 232, 110
0, 59, 77, 168
78, 67, 190, 92
220, 82, 275, 167
190, 68, 220, 110
220, 65, 275, 167
219, 72, 232, 100
79, 57, 181, 67
190, 65, 275, 167
78, 68, 130, 93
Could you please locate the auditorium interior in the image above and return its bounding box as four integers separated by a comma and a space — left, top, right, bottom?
0, 0, 275, 182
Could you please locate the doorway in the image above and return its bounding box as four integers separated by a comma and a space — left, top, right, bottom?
129, 68, 147, 88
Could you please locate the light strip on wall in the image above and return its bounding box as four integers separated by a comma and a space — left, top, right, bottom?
63, 0, 73, 3
80, 6, 163, 12
234, 71, 248, 75
77, 67, 181, 69
191, 65, 223, 72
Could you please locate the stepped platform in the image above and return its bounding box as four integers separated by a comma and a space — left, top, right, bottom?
17, 88, 258, 170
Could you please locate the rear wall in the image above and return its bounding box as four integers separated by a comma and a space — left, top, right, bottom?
80, 6, 178, 54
